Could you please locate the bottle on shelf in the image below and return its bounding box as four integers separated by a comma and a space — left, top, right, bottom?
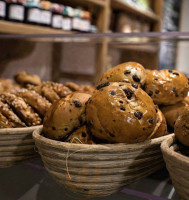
62, 6, 73, 31
51, 3, 63, 29
6, 0, 25, 22
24, 0, 40, 25
0, 0, 6, 19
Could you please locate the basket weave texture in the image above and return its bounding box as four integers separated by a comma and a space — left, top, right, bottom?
0, 125, 42, 168
33, 128, 172, 197
161, 135, 189, 200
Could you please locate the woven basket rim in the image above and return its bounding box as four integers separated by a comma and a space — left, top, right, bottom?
0, 125, 43, 135
33, 127, 173, 150
161, 134, 189, 165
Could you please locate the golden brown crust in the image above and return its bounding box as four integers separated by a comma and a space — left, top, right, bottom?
0, 78, 20, 93
144, 69, 189, 105
148, 109, 167, 139
79, 85, 95, 95
86, 82, 157, 144
98, 62, 146, 87
15, 89, 51, 117
0, 93, 42, 126
65, 125, 95, 144
0, 113, 13, 128
14, 71, 41, 86
43, 92, 91, 140
175, 108, 189, 146
64, 82, 80, 91
160, 101, 188, 128
0, 101, 26, 127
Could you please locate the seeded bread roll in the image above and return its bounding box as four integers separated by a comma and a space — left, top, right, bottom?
15, 89, 51, 117
98, 62, 146, 87
65, 125, 95, 144
160, 101, 188, 128
14, 71, 41, 86
0, 113, 13, 128
0, 93, 41, 126
43, 92, 91, 140
0, 101, 26, 127
148, 109, 167, 139
175, 108, 189, 146
64, 82, 80, 92
86, 82, 157, 143
144, 69, 189, 105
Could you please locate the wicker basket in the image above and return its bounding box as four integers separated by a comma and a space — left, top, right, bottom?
33, 128, 172, 197
161, 135, 189, 200
0, 125, 42, 168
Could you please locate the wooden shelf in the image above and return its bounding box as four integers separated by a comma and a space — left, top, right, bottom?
52, 0, 106, 7
0, 20, 74, 34
111, 0, 160, 22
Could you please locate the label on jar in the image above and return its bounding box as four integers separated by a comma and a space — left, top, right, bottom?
52, 14, 62, 28
81, 19, 90, 32
40, 10, 52, 25
0, 1, 6, 17
62, 17, 71, 31
9, 4, 24, 21
27, 8, 40, 23
72, 17, 81, 30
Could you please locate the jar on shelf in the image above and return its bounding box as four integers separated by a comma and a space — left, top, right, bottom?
6, 0, 25, 22
51, 3, 63, 29
62, 6, 73, 31
39, 0, 51, 27
0, 0, 6, 19
24, 0, 40, 25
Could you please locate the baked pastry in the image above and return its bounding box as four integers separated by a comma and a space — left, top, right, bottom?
0, 101, 26, 127
79, 85, 95, 95
15, 89, 51, 117
175, 108, 189, 146
65, 125, 95, 144
98, 62, 146, 87
0, 78, 20, 93
43, 92, 91, 140
14, 71, 41, 86
0, 113, 13, 128
144, 69, 189, 105
86, 82, 157, 143
0, 93, 41, 126
148, 108, 167, 139
64, 82, 80, 92
160, 101, 188, 128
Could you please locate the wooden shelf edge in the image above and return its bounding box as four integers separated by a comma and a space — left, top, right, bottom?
111, 0, 160, 22
0, 20, 74, 34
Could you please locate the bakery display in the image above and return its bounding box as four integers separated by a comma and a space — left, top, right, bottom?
174, 107, 189, 147
86, 82, 157, 143
43, 92, 91, 140
144, 69, 189, 105
98, 62, 146, 87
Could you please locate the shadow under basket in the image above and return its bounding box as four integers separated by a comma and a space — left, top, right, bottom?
33, 128, 172, 198
161, 135, 189, 200
0, 125, 42, 168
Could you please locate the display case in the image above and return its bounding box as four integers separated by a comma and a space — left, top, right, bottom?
0, 32, 189, 200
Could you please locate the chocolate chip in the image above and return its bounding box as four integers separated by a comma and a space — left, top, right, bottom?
124, 71, 131, 75
134, 111, 143, 120
155, 90, 159, 94
119, 84, 124, 86
52, 126, 56, 130
64, 128, 68, 131
113, 120, 116, 122
96, 82, 110, 90
132, 84, 138, 89
132, 75, 140, 82
82, 132, 86, 137
149, 118, 154, 124
119, 100, 123, 104
70, 118, 72, 121
123, 88, 133, 99
73, 100, 82, 108
168, 69, 172, 73
148, 91, 153, 97
173, 88, 178, 97
173, 72, 179, 76
110, 91, 116, 95
69, 109, 72, 112
143, 127, 146, 131
120, 107, 126, 111
154, 78, 158, 81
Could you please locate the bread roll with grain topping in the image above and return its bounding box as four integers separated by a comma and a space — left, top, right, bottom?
98, 62, 146, 87
86, 82, 157, 143
175, 108, 189, 146
43, 92, 91, 140
144, 69, 189, 105
0, 113, 13, 128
